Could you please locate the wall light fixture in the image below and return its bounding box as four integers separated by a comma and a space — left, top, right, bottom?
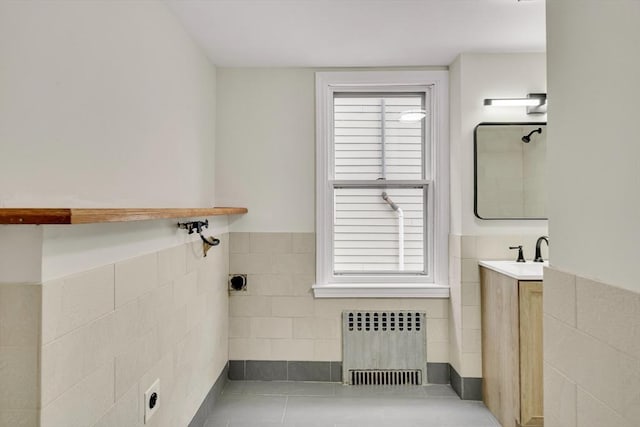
483, 93, 547, 114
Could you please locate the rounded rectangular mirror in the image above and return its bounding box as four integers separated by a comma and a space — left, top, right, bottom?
474, 122, 547, 220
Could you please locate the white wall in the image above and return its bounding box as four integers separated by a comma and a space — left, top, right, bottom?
0, 1, 222, 281
449, 53, 548, 236
547, 0, 640, 292
215, 68, 316, 232
0, 0, 216, 208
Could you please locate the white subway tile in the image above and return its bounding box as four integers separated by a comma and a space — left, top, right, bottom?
229, 317, 250, 338
291, 274, 314, 296
427, 341, 449, 363
544, 267, 576, 326
157, 244, 186, 285
230, 253, 275, 274
544, 362, 576, 427
461, 259, 480, 283
270, 338, 314, 360
314, 339, 341, 361
185, 240, 206, 273
42, 265, 114, 344
460, 236, 477, 259
40, 363, 114, 427
0, 410, 38, 427
462, 306, 481, 330
41, 313, 115, 406
228, 338, 272, 360
94, 384, 141, 427
427, 318, 449, 343
249, 274, 293, 296
115, 253, 158, 309
576, 276, 640, 360
461, 282, 480, 307
138, 283, 172, 335
461, 328, 481, 353
229, 295, 271, 317
230, 232, 250, 254
172, 271, 197, 309
577, 387, 633, 427
292, 233, 315, 254
250, 317, 292, 339
0, 346, 39, 410
273, 253, 315, 275
272, 296, 315, 317
461, 352, 482, 378
449, 234, 461, 258
250, 233, 292, 254
0, 284, 41, 347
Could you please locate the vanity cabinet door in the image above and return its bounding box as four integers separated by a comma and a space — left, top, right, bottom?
519, 281, 544, 426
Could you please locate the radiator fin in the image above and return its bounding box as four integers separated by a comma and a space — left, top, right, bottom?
349, 369, 422, 386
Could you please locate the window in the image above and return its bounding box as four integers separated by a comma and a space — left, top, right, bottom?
314, 71, 449, 298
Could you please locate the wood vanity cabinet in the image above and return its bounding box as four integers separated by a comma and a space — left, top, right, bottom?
480, 267, 544, 427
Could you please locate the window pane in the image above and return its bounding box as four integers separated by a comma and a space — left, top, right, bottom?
333, 186, 426, 274
334, 95, 425, 180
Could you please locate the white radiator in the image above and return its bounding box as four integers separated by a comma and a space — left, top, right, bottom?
342, 310, 427, 385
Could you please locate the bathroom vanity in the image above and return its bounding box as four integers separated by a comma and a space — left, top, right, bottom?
479, 261, 545, 427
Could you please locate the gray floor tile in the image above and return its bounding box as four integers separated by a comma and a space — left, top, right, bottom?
204, 381, 499, 427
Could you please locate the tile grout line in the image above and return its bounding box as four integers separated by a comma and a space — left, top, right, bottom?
281, 395, 289, 424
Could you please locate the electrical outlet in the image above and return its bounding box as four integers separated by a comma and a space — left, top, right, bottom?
144, 379, 160, 424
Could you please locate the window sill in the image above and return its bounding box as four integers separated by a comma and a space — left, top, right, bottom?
312, 283, 450, 298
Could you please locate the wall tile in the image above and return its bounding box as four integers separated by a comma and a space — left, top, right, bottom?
449, 234, 461, 258
93, 384, 141, 427
272, 296, 315, 317
250, 233, 292, 254
291, 274, 314, 296
461, 282, 480, 307
40, 363, 114, 427
0, 410, 38, 427
138, 283, 172, 335
113, 300, 140, 357
475, 235, 519, 260
41, 312, 115, 406
544, 314, 640, 422
248, 274, 293, 296
42, 265, 114, 344
230, 253, 274, 274
185, 240, 206, 273
115, 252, 158, 308
157, 244, 186, 285
273, 253, 315, 275
461, 328, 481, 353
427, 318, 449, 343
462, 306, 481, 330
461, 236, 477, 259
228, 338, 272, 360
230, 232, 250, 254
461, 259, 480, 283
292, 233, 315, 254
576, 387, 632, 427
173, 271, 198, 309
461, 352, 482, 378
229, 317, 250, 338
0, 284, 41, 347
314, 339, 341, 361
0, 346, 39, 410
427, 341, 449, 363
229, 295, 271, 317
544, 362, 576, 427
576, 276, 640, 360
544, 267, 576, 327
250, 317, 292, 339
271, 339, 314, 360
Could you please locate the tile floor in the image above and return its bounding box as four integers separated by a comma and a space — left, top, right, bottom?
204, 381, 500, 427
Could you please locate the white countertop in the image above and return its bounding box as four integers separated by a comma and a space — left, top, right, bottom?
478, 260, 548, 281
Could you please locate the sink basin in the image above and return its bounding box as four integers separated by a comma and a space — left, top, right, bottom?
478, 260, 548, 280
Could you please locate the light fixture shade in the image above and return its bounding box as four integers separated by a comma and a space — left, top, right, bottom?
483, 93, 547, 114
399, 109, 427, 122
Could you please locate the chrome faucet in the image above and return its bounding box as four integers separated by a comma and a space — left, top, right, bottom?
534, 236, 548, 262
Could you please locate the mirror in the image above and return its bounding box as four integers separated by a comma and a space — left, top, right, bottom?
474, 122, 547, 220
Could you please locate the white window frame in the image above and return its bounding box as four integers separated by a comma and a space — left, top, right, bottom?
314, 71, 450, 298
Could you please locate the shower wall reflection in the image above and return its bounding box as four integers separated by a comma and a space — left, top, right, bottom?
474, 123, 547, 219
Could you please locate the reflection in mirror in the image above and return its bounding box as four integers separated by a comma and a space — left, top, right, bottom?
474, 123, 547, 220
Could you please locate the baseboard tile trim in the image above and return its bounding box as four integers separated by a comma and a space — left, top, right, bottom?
449, 364, 482, 400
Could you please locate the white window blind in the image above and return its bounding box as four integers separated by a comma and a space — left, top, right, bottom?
332, 94, 429, 276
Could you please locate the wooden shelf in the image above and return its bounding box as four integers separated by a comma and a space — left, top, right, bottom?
0, 207, 248, 225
